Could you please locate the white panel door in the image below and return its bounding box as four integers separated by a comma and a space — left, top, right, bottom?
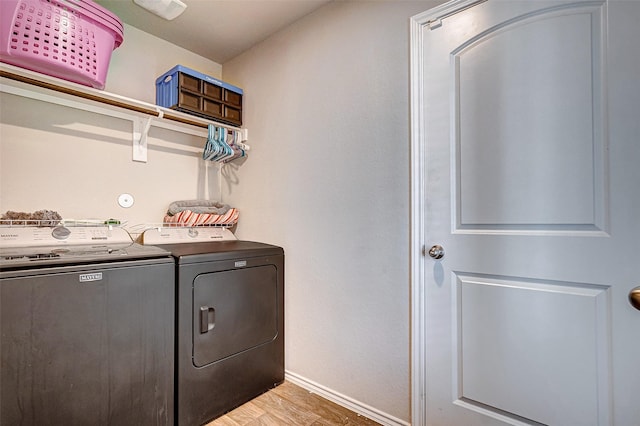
410, 0, 640, 425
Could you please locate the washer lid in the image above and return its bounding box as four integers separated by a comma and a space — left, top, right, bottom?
0, 243, 171, 269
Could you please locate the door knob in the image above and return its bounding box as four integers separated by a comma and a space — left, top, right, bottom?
428, 245, 445, 259
630, 287, 640, 311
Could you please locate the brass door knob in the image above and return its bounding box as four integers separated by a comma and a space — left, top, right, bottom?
630, 287, 640, 311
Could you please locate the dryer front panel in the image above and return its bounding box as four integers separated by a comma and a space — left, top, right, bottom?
192, 265, 278, 367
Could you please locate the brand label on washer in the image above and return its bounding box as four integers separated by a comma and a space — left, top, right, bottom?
235, 260, 247, 268
79, 272, 103, 282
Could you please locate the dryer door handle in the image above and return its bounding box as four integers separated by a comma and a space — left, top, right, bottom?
199, 306, 216, 333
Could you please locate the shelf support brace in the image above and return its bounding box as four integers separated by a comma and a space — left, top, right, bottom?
1, 64, 249, 164
132, 116, 153, 162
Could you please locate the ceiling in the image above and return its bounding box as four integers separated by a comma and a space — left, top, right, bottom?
95, 0, 333, 64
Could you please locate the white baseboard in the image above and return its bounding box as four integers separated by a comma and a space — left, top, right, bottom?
284, 371, 410, 426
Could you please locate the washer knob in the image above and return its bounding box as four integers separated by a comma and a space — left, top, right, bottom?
51, 226, 71, 240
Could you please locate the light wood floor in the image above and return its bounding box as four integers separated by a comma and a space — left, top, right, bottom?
206, 381, 381, 426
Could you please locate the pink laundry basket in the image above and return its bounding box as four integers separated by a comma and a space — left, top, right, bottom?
0, 0, 124, 89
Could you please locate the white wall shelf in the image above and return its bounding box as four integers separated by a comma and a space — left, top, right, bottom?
0, 63, 248, 163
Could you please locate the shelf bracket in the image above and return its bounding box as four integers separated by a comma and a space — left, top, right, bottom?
1, 64, 250, 164
132, 116, 152, 162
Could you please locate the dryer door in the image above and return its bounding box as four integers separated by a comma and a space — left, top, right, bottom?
192, 265, 278, 367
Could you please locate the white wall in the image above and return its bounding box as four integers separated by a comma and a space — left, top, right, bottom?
105, 25, 223, 103
0, 24, 225, 225
222, 1, 443, 423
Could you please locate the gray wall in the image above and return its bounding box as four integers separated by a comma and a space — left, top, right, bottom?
0, 1, 444, 423
222, 1, 443, 422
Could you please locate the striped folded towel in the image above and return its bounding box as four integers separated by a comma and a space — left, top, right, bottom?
163, 208, 239, 226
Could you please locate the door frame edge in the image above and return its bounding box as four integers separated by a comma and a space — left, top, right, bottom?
409, 9, 428, 426
409, 1, 485, 425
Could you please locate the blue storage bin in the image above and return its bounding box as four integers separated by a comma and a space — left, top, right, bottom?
156, 65, 243, 126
